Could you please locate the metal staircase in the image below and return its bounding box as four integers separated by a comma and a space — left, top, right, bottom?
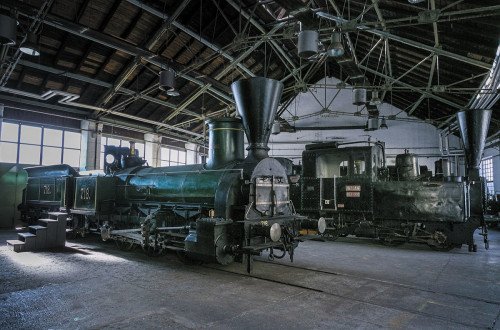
6, 212, 68, 252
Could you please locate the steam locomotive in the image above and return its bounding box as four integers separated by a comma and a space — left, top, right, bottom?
291, 109, 492, 252
18, 77, 320, 271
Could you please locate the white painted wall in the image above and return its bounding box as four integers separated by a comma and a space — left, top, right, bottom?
266, 77, 467, 176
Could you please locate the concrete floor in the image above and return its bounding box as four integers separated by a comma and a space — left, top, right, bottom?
1, 227, 499, 329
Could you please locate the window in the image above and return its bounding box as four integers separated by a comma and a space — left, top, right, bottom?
100, 136, 145, 169
0, 122, 81, 167
353, 159, 366, 175
0, 122, 19, 162
481, 158, 494, 196
63, 131, 81, 167
161, 146, 187, 167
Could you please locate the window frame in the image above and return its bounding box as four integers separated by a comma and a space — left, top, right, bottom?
0, 121, 81, 167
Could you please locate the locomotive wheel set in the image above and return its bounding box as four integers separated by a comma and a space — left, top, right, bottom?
19, 77, 321, 271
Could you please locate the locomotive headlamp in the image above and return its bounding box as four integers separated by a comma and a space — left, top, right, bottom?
269, 223, 281, 242
105, 154, 115, 164
317, 217, 326, 234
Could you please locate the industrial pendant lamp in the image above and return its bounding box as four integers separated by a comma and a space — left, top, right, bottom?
353, 88, 367, 105
0, 12, 17, 46
380, 117, 388, 129
298, 30, 319, 58
369, 90, 382, 105
19, 32, 40, 56
327, 32, 344, 57
159, 68, 180, 96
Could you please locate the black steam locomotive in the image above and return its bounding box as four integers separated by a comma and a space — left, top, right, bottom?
17, 77, 320, 271
291, 109, 492, 252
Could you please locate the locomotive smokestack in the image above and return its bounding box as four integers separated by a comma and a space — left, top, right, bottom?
456, 109, 492, 179
231, 77, 284, 161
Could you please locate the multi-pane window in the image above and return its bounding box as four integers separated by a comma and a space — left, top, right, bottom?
481, 158, 494, 195
161, 147, 187, 167
0, 122, 81, 167
100, 136, 144, 169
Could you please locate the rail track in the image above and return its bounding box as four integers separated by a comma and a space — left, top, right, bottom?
203, 258, 500, 329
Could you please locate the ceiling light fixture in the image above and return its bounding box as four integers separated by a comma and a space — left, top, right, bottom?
271, 120, 281, 135
353, 88, 367, 105
327, 32, 344, 57
298, 30, 319, 58
19, 32, 40, 56
159, 68, 180, 96
0, 12, 17, 46
369, 90, 382, 105
365, 117, 379, 131
380, 117, 388, 129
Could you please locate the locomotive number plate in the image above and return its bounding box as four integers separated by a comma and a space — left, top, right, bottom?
346, 191, 360, 197
345, 185, 361, 191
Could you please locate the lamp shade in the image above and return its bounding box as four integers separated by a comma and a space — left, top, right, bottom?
380, 117, 388, 129
19, 32, 40, 56
327, 32, 344, 57
298, 30, 318, 58
159, 69, 179, 96
365, 117, 379, 131
353, 88, 367, 105
369, 90, 382, 105
0, 13, 17, 46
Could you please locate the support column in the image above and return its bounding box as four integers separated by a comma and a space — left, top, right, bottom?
145, 133, 161, 167
80, 121, 103, 171
0, 104, 4, 139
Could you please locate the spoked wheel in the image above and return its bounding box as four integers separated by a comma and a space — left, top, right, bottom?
115, 240, 136, 251
142, 244, 164, 257
379, 230, 405, 246
428, 230, 453, 252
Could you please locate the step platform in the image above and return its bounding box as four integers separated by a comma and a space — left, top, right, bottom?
6, 212, 69, 252
6, 240, 25, 252
18, 232, 37, 250
29, 225, 48, 249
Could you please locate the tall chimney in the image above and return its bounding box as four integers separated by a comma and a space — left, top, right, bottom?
456, 109, 492, 179
231, 77, 284, 161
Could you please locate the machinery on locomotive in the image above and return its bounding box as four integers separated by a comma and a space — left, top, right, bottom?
292, 109, 492, 252
20, 77, 318, 271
